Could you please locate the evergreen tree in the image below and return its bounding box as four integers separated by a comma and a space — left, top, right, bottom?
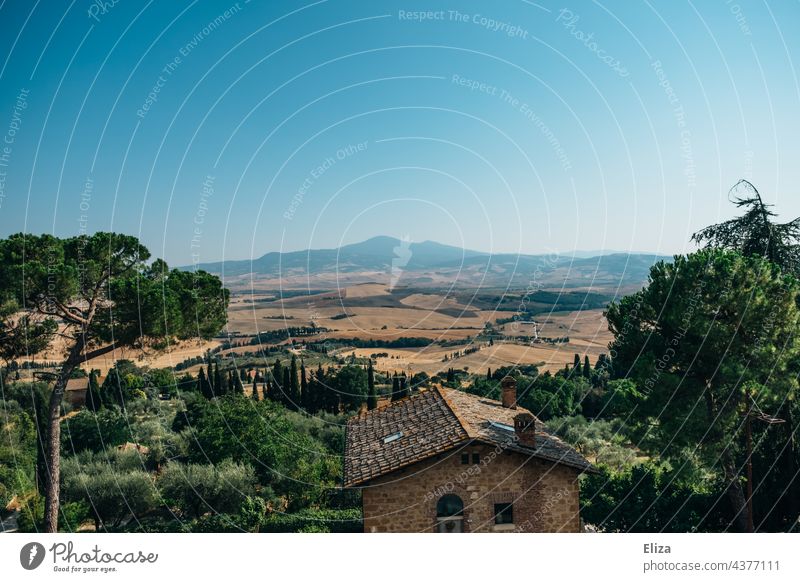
391, 373, 401, 402
367, 361, 377, 410
300, 361, 309, 410
399, 374, 409, 399
206, 362, 214, 395
198, 368, 213, 399
251, 379, 259, 401
289, 355, 300, 411
214, 363, 225, 396
233, 371, 244, 395
583, 355, 592, 379
487, 368, 492, 381
262, 379, 269, 401
572, 354, 582, 377
85, 369, 102, 412
691, 179, 800, 275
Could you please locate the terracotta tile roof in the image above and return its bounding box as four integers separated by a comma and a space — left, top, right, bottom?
344, 385, 594, 487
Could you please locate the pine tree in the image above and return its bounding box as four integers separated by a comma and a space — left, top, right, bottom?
367, 361, 377, 410
85, 370, 102, 412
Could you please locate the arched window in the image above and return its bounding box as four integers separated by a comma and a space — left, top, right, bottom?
436, 494, 464, 532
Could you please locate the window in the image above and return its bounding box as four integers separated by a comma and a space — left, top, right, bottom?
461, 453, 469, 465
436, 494, 465, 533
437, 494, 464, 518
471, 452, 480, 464
488, 420, 515, 432
494, 503, 513, 525
382, 431, 403, 444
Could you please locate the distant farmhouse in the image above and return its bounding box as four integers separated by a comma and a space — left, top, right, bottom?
344, 378, 594, 532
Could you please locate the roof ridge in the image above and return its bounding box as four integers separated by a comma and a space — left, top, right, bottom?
434, 385, 476, 439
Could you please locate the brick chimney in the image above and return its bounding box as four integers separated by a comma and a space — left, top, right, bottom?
514, 413, 536, 448
501, 376, 517, 409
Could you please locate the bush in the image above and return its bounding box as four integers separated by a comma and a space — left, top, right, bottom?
260, 508, 362, 533
158, 460, 257, 519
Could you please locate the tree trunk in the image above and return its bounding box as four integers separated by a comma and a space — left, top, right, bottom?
43, 350, 80, 533
723, 454, 748, 532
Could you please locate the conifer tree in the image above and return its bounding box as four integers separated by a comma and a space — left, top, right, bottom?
391, 372, 401, 402
206, 362, 214, 395
572, 354, 582, 378
300, 361, 308, 410
289, 355, 300, 410
367, 361, 377, 410
252, 379, 259, 401
262, 379, 269, 401
583, 355, 591, 379
487, 368, 492, 381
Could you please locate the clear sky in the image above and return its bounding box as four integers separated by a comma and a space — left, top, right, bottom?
1, 0, 799, 266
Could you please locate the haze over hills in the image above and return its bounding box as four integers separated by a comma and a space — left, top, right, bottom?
187, 236, 670, 291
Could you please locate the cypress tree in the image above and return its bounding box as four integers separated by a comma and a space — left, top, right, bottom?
252, 379, 259, 401
391, 373, 401, 402
207, 362, 214, 394
367, 361, 377, 410
399, 374, 409, 399
85, 370, 102, 412
487, 368, 492, 381
300, 361, 308, 410
289, 355, 300, 410
198, 368, 212, 399
583, 355, 591, 379
215, 363, 225, 396
262, 379, 270, 401
572, 354, 581, 378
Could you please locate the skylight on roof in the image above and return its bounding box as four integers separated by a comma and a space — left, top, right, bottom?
382, 431, 403, 444
488, 421, 515, 433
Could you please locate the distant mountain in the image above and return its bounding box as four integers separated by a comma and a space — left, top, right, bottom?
185, 236, 671, 291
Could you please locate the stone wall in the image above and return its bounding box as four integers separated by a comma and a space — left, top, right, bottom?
360, 442, 581, 533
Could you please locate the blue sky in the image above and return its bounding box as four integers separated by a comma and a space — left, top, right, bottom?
1, 0, 798, 265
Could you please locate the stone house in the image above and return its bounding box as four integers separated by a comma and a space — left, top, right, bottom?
344, 377, 594, 532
